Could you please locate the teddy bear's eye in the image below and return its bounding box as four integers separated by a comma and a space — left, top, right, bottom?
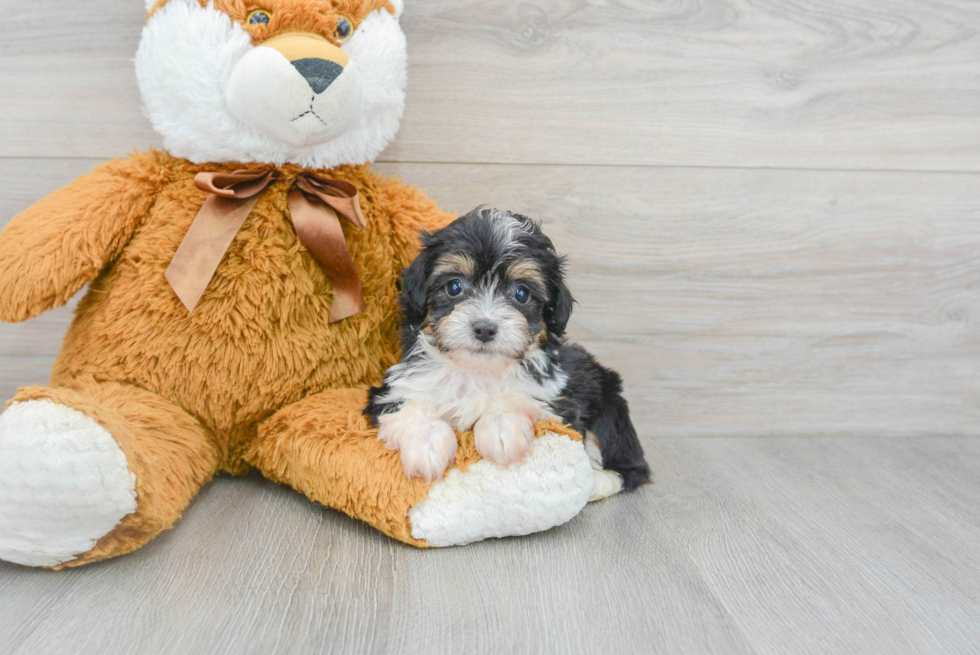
246, 9, 272, 26
335, 16, 353, 41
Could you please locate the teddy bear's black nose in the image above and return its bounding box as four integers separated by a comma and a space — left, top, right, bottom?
291, 58, 344, 95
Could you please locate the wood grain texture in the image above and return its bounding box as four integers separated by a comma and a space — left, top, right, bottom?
647, 436, 980, 654
0, 470, 754, 655
2, 159, 978, 437
2, 0, 979, 170
382, 500, 752, 655
2, 438, 978, 654
0, 475, 401, 655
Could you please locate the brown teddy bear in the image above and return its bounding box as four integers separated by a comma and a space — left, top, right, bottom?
0, 0, 596, 569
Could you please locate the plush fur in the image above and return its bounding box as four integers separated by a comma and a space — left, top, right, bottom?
0, 0, 596, 568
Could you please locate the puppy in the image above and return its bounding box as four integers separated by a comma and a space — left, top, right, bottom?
365, 208, 650, 499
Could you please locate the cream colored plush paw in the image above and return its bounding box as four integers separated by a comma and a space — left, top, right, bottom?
0, 400, 137, 567
408, 432, 593, 547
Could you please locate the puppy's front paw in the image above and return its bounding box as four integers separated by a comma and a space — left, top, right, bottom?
399, 420, 457, 484
378, 405, 458, 484
474, 411, 535, 467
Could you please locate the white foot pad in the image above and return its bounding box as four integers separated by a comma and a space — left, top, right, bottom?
583, 430, 624, 502
589, 469, 624, 501
0, 400, 137, 567
408, 433, 593, 547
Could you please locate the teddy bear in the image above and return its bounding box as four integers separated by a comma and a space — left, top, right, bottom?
0, 0, 598, 569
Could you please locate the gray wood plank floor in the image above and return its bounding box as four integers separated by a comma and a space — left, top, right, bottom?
2, 438, 978, 654
1, 0, 979, 653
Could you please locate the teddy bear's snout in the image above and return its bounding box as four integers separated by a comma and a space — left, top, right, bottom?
225, 31, 361, 147
261, 32, 351, 95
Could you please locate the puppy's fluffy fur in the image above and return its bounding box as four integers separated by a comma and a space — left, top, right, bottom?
366, 208, 650, 496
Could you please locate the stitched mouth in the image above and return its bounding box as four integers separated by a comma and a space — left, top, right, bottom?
291, 100, 329, 126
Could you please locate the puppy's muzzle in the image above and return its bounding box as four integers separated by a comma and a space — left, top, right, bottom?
261, 33, 350, 95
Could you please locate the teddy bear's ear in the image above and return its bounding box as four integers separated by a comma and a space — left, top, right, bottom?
144, 0, 157, 13
390, 0, 404, 19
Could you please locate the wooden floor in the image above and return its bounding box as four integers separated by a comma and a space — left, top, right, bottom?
2, 438, 979, 654
2, 0, 979, 653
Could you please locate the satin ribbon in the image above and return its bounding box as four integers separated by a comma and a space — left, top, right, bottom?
165, 169, 367, 323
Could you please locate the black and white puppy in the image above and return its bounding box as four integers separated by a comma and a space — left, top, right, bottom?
365, 208, 650, 499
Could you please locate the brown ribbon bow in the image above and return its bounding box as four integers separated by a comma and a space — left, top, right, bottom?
165, 169, 367, 323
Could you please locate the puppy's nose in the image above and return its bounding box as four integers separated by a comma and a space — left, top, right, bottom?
291, 58, 344, 94
472, 321, 498, 343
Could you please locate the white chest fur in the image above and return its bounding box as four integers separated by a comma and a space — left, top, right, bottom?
382, 344, 567, 432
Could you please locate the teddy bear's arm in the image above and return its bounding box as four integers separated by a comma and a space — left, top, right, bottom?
0, 154, 168, 323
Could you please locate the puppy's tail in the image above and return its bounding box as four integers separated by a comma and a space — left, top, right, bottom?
590, 369, 651, 493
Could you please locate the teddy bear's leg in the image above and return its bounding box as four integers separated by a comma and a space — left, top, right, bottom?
246, 388, 594, 547
0, 381, 218, 569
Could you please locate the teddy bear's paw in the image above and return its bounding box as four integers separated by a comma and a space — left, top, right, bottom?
407, 431, 594, 547
0, 400, 137, 567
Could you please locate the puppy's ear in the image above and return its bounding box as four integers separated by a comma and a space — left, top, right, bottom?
398, 236, 436, 328
546, 263, 575, 337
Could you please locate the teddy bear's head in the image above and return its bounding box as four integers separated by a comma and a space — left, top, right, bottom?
137, 0, 406, 168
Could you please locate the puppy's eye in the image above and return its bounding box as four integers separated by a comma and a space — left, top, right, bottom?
513, 284, 531, 304
246, 9, 272, 25
335, 15, 353, 41
447, 279, 465, 297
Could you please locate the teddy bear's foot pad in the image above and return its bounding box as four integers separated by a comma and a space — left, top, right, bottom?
408, 432, 594, 547
0, 400, 137, 567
